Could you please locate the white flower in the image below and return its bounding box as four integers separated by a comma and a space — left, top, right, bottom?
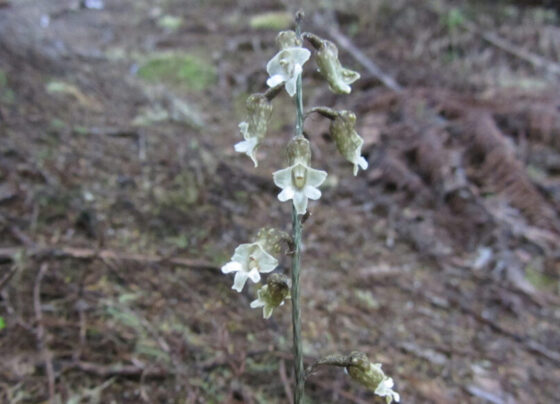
250, 285, 284, 319
234, 122, 259, 166
221, 242, 278, 292
347, 135, 368, 176
315, 39, 360, 94
346, 352, 399, 403
273, 162, 327, 214
266, 47, 311, 97
375, 376, 400, 403
250, 274, 290, 319
234, 94, 272, 167
330, 110, 368, 176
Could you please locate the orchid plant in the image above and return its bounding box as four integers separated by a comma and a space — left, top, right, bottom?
221, 12, 399, 404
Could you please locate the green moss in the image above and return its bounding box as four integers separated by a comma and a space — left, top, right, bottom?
525, 266, 557, 291
137, 53, 216, 91
157, 15, 183, 30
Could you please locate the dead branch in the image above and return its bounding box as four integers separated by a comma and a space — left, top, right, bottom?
34, 263, 55, 402
460, 20, 560, 76
0, 266, 17, 292
0, 246, 218, 270
279, 359, 294, 404
70, 361, 168, 379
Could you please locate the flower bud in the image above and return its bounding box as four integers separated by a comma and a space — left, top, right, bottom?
276, 30, 302, 49
250, 273, 291, 319
235, 93, 273, 166
314, 38, 360, 94
346, 352, 400, 403
330, 110, 368, 175
286, 135, 311, 166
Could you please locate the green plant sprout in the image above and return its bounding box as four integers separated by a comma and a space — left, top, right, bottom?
221, 11, 399, 404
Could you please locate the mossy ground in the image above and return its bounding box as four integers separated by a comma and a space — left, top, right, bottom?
137, 53, 217, 92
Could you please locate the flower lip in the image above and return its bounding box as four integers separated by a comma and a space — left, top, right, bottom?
291, 164, 307, 189
273, 162, 327, 215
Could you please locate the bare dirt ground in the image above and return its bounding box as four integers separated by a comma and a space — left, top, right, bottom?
1, 0, 560, 403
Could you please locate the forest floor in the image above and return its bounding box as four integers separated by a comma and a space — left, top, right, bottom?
1, 0, 560, 403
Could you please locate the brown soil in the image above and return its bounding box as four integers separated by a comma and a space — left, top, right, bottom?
1, 0, 559, 403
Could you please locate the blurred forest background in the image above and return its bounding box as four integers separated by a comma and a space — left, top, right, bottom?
1, 0, 560, 403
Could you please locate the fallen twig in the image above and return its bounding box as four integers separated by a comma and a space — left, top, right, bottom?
279, 359, 294, 404
460, 20, 560, 76
34, 263, 55, 401
71, 361, 168, 379
0, 246, 217, 270
0, 266, 17, 292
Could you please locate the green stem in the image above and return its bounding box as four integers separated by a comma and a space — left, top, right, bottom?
291, 206, 304, 404
295, 73, 304, 137
292, 10, 305, 404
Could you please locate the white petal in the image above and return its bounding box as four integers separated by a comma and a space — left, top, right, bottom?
285, 77, 297, 97
250, 298, 265, 308
358, 156, 368, 170
258, 256, 278, 273
290, 47, 311, 66
266, 74, 285, 88
293, 191, 308, 214
247, 268, 261, 283
263, 305, 274, 319
234, 138, 259, 167
278, 186, 295, 202
306, 167, 328, 187
384, 378, 394, 389
266, 53, 285, 77
221, 261, 242, 274
304, 185, 321, 200
273, 166, 293, 188
231, 243, 253, 265
392, 392, 400, 402
375, 378, 396, 397
234, 138, 255, 153
253, 244, 278, 273
232, 271, 249, 292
